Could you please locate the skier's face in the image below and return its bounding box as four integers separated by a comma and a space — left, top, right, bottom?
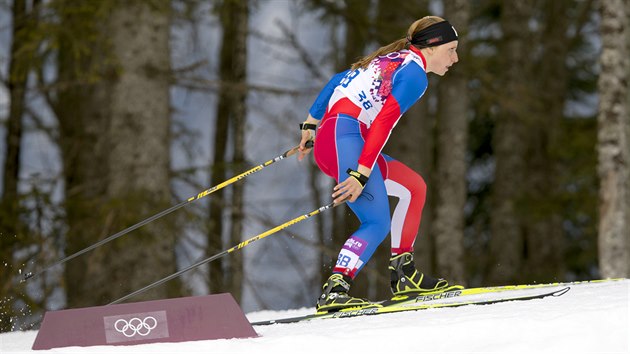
427, 41, 459, 76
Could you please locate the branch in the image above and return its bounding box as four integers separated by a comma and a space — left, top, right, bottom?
273, 19, 328, 81
174, 76, 315, 96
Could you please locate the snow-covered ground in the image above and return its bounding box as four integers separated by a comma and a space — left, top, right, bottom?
1, 279, 628, 354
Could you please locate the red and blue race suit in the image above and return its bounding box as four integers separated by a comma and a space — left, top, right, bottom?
309, 47, 430, 278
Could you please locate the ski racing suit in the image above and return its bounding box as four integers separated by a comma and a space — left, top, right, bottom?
309, 46, 430, 278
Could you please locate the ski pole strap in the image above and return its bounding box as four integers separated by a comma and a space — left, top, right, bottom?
300, 122, 317, 131
346, 168, 368, 187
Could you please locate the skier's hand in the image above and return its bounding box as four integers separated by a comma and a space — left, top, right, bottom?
298, 115, 318, 161
332, 168, 370, 204
332, 177, 362, 203
298, 131, 314, 161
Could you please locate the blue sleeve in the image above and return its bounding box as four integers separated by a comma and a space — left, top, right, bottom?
308, 70, 350, 119
389, 63, 428, 114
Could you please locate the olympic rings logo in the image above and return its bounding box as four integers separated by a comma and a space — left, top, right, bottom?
113, 316, 158, 337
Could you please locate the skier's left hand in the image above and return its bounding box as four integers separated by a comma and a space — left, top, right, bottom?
332, 166, 371, 204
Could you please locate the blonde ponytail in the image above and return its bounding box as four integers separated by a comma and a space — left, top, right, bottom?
350, 16, 446, 71
350, 38, 409, 71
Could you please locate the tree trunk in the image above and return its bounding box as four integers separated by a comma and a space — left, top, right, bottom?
521, 0, 571, 282
1, 0, 27, 227
0, 0, 28, 332
57, 1, 177, 307
433, 0, 470, 286
207, 106, 229, 293
597, 0, 630, 278
207, 0, 249, 298
226, 0, 249, 302
487, 0, 535, 285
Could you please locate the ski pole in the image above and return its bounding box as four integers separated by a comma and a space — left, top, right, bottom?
109, 200, 338, 305
23, 142, 313, 282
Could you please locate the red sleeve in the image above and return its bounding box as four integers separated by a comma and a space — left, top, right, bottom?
357, 96, 402, 169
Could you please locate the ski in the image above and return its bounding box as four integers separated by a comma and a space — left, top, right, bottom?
250, 285, 571, 326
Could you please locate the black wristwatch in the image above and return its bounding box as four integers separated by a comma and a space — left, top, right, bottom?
300, 122, 317, 131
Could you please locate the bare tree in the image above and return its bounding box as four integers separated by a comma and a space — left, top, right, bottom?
226, 0, 249, 301
433, 0, 470, 286
206, 0, 249, 300
597, 0, 630, 278
487, 0, 535, 285
520, 0, 575, 282
52, 1, 179, 307
1, 0, 30, 332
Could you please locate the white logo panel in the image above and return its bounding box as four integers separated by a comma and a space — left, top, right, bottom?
104, 310, 169, 343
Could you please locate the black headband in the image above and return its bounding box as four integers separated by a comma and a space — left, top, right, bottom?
410, 21, 458, 48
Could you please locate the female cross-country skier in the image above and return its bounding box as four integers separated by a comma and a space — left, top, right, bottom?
297, 16, 463, 312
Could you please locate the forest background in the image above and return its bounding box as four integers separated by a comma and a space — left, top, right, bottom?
0, 0, 629, 333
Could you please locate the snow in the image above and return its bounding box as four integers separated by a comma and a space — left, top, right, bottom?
1, 279, 629, 354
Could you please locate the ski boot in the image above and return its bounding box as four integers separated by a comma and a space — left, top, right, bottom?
389, 252, 463, 296
316, 274, 370, 312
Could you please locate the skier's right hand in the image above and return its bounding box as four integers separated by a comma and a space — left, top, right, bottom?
298, 131, 314, 161
298, 115, 318, 161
